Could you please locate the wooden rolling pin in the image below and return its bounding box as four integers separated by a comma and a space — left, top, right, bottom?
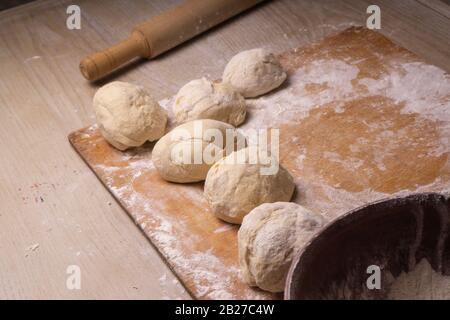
79, 0, 264, 81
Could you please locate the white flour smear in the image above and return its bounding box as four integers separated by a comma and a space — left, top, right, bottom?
87, 37, 450, 299
387, 259, 450, 300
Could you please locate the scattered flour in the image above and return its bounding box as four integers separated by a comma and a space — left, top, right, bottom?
24, 243, 40, 257
83, 37, 450, 299
241, 59, 361, 134
388, 259, 450, 300
213, 224, 234, 234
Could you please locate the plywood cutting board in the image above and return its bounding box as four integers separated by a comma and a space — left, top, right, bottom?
69, 27, 450, 300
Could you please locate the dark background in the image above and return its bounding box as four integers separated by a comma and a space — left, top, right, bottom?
0, 0, 34, 11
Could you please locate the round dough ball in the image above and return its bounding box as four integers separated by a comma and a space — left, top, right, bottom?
238, 202, 325, 292
204, 146, 295, 224
93, 81, 168, 150
152, 119, 246, 183
222, 48, 287, 98
173, 77, 246, 126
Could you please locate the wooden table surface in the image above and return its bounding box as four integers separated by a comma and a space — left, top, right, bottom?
0, 0, 449, 299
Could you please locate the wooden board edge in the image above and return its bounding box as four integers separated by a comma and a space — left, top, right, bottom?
68, 129, 197, 300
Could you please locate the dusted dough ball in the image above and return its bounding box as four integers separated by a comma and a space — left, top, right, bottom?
173, 78, 246, 126
238, 202, 325, 292
152, 119, 246, 183
222, 48, 287, 98
204, 147, 295, 224
93, 81, 168, 150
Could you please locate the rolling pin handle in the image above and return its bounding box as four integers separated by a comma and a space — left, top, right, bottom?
79, 0, 263, 81
79, 34, 147, 81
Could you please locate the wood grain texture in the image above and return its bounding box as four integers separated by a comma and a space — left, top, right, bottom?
69, 27, 450, 300
0, 0, 449, 299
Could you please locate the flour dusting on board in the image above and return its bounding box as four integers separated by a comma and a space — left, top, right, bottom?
71, 28, 450, 300
241, 59, 361, 132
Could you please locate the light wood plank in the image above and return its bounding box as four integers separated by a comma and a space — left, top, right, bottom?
0, 0, 449, 299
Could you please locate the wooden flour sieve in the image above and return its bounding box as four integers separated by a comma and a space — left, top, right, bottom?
285, 193, 450, 299
79, 0, 264, 81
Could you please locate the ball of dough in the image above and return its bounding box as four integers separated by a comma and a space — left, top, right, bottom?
204, 146, 295, 224
222, 48, 287, 98
238, 202, 325, 292
173, 77, 246, 126
93, 81, 168, 150
152, 119, 246, 183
